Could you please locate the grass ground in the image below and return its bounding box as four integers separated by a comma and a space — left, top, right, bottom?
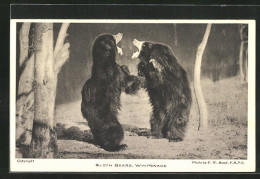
52, 76, 248, 159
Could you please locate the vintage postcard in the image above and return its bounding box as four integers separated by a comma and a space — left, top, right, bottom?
10, 19, 255, 172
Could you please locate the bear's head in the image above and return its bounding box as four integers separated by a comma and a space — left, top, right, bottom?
132, 39, 166, 73
132, 39, 153, 63
92, 33, 123, 63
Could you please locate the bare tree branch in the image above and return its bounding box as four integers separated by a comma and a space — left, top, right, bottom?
54, 23, 70, 58
239, 41, 245, 83
54, 43, 70, 74
19, 23, 31, 67
173, 24, 178, 46
194, 24, 211, 131
239, 24, 248, 84
53, 23, 70, 75
197, 24, 212, 54
18, 54, 34, 95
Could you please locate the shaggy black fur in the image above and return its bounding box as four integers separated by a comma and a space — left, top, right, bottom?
137, 42, 192, 142
81, 34, 143, 151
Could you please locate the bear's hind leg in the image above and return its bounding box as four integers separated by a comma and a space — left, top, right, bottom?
102, 143, 128, 152
166, 116, 188, 142
116, 144, 128, 151
150, 113, 164, 139
98, 123, 127, 152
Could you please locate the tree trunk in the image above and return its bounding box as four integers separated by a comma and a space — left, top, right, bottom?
27, 23, 70, 158
239, 40, 245, 83
245, 45, 248, 83
53, 23, 70, 99
28, 23, 57, 158
239, 24, 248, 84
16, 23, 34, 145
194, 24, 211, 131
16, 23, 70, 150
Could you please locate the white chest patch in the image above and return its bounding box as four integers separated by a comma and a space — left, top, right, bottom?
149, 59, 163, 72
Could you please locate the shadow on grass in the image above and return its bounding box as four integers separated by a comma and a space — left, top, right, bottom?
56, 123, 96, 144
56, 123, 151, 142
16, 123, 152, 158
122, 124, 151, 137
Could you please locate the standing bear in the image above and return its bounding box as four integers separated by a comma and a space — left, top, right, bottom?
132, 39, 192, 142
81, 33, 144, 151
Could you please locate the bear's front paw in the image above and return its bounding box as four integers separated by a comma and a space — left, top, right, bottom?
121, 65, 130, 76
138, 71, 145, 77
168, 138, 183, 142
147, 136, 162, 139
132, 80, 141, 90
118, 144, 128, 151
147, 132, 163, 139
137, 62, 146, 77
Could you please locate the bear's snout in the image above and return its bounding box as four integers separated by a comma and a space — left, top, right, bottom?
132, 39, 144, 59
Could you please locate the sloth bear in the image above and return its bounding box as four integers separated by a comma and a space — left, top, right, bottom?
81, 33, 144, 151
132, 39, 192, 142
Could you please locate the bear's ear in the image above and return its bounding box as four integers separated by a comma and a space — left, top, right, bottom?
149, 59, 163, 72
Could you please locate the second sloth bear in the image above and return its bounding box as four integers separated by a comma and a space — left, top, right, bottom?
132, 39, 192, 142
81, 33, 143, 151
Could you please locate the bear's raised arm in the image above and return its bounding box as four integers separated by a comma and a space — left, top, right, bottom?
137, 61, 146, 77
119, 65, 146, 95
124, 75, 146, 94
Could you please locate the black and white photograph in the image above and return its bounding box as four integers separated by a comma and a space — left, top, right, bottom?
10, 19, 255, 172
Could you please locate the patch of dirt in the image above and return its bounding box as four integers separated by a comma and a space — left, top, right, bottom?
17, 77, 248, 159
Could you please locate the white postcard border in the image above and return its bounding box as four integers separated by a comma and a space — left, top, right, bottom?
10, 19, 256, 173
